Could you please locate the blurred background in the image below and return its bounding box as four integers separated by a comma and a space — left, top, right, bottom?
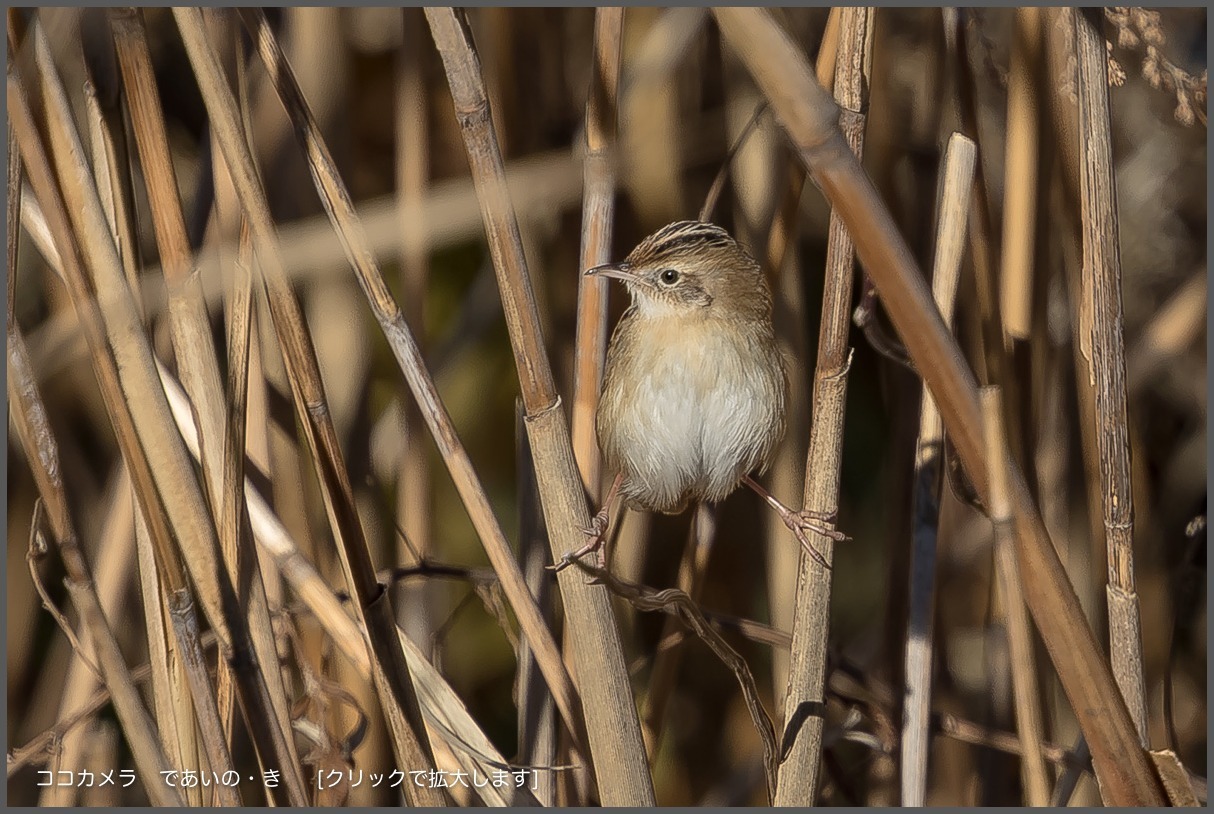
7, 7, 1206, 806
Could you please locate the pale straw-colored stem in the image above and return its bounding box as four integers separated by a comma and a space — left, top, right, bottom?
901, 131, 975, 807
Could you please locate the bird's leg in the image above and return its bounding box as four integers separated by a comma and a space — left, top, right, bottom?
551, 473, 624, 573
743, 475, 849, 569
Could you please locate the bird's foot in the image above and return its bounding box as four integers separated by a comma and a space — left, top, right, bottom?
779, 509, 849, 570
548, 509, 611, 578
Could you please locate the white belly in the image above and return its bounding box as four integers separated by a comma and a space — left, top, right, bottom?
598, 323, 785, 512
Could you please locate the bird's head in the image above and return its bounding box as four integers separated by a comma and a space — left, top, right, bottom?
585, 220, 772, 322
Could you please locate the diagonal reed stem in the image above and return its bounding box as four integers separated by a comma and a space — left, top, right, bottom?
712, 6, 1163, 806
426, 8, 656, 805
227, 5, 591, 771
170, 8, 445, 803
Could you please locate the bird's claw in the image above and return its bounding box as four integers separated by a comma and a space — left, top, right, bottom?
780, 510, 849, 570
548, 512, 610, 579
793, 510, 850, 542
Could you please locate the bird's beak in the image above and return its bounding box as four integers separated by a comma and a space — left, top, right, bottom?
585, 262, 644, 286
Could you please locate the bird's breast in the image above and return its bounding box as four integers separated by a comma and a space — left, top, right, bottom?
597, 316, 786, 512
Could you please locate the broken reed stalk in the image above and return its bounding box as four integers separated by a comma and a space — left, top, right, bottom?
8, 327, 184, 806
515, 402, 559, 806
1073, 6, 1150, 746
171, 10, 449, 803
425, 8, 656, 805
571, 6, 623, 496
772, 7, 873, 805
982, 388, 1050, 806
901, 131, 976, 807
711, 6, 1163, 806
227, 5, 589, 772
106, 9, 298, 770
10, 27, 307, 805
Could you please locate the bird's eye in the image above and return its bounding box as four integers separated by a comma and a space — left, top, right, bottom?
659, 268, 680, 285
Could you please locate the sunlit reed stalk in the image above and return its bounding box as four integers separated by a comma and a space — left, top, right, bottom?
773, 7, 873, 805
902, 131, 975, 807
711, 6, 1163, 806
8, 303, 184, 807
571, 6, 623, 497
1000, 7, 1043, 343
763, 8, 842, 701
225, 6, 590, 778
107, 10, 297, 773
426, 8, 655, 804
1073, 6, 1149, 745
10, 26, 306, 804
173, 9, 450, 803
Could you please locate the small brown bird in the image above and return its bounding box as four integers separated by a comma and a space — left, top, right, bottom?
555, 220, 845, 572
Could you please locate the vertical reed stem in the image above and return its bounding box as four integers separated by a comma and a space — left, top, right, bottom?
1073, 7, 1149, 745
773, 7, 874, 805
902, 131, 976, 806
426, 8, 655, 804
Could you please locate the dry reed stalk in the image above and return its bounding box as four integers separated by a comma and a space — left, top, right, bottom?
1000, 7, 1044, 342
712, 6, 1164, 806
769, 7, 873, 805
159, 357, 536, 806
901, 131, 976, 807
79, 63, 143, 325
77, 49, 204, 801
764, 13, 841, 699
7, 124, 18, 323
31, 19, 305, 801
571, 6, 623, 498
11, 33, 308, 802
982, 388, 1051, 805
395, 6, 437, 645
171, 10, 445, 802
106, 10, 298, 771
425, 8, 655, 804
515, 402, 559, 806
7, 323, 185, 807
39, 467, 137, 806
226, 6, 590, 771
947, 10, 1009, 391
1074, 7, 1151, 747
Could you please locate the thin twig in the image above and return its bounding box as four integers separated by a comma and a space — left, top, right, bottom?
569, 558, 779, 804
